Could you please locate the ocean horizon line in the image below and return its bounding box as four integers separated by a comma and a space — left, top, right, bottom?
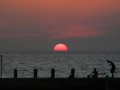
0, 51, 120, 54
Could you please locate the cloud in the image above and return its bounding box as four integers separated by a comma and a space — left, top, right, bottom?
0, 25, 107, 39
52, 25, 107, 39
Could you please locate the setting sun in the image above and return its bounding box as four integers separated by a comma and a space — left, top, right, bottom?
54, 43, 68, 52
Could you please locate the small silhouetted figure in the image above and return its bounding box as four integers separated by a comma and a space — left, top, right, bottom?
107, 60, 116, 78
90, 68, 99, 78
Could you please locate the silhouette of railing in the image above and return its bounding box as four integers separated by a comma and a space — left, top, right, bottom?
13, 68, 75, 78
1, 70, 120, 90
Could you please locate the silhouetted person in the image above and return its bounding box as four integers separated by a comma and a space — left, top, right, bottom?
107, 60, 116, 78
89, 68, 99, 78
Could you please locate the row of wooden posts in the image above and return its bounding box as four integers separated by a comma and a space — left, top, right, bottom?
13, 68, 75, 78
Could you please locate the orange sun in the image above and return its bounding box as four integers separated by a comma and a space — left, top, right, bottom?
54, 43, 68, 52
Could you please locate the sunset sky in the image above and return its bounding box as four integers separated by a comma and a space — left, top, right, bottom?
0, 0, 120, 52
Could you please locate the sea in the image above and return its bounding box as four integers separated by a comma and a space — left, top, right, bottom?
0, 52, 120, 78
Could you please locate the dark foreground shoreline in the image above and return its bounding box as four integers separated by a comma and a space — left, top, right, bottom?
1, 78, 120, 90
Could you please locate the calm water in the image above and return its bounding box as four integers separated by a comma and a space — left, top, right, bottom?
0, 52, 120, 78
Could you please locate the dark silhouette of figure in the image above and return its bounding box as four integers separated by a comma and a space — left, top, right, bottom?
89, 68, 99, 78
107, 60, 116, 78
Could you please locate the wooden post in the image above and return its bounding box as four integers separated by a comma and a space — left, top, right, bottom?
51, 68, 55, 78
69, 68, 75, 78
14, 69, 17, 78
34, 69, 37, 78
105, 75, 109, 90
106, 75, 109, 78
0, 55, 3, 78
87, 75, 90, 79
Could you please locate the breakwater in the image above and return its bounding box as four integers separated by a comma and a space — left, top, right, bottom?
1, 69, 120, 90
1, 78, 120, 90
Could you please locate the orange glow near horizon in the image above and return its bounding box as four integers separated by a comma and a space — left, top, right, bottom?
54, 44, 68, 52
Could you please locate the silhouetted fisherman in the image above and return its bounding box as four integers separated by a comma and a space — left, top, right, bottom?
107, 60, 116, 78
89, 68, 99, 78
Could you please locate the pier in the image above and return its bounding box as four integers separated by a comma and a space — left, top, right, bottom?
1, 69, 120, 90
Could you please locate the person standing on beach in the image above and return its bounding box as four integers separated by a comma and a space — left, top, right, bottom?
107, 60, 116, 78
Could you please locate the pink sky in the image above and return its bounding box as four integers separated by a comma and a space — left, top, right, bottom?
0, 0, 120, 39
0, 0, 120, 52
